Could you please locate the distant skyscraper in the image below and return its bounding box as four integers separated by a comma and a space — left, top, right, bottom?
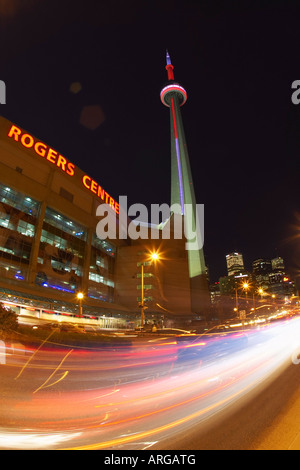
271, 257, 285, 272
252, 259, 272, 290
252, 258, 272, 274
160, 50, 208, 312
226, 252, 244, 276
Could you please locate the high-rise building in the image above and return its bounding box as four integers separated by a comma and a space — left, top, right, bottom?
252, 258, 272, 274
252, 258, 272, 290
226, 252, 244, 276
271, 257, 285, 272
160, 50, 208, 313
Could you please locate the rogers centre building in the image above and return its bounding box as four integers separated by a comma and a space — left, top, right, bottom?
0, 116, 203, 326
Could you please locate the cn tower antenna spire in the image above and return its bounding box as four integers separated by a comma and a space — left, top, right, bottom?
166, 49, 171, 65
165, 49, 174, 81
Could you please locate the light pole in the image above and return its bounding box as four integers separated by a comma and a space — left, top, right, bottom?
140, 252, 160, 329
258, 288, 264, 300
241, 281, 249, 326
252, 291, 256, 312
77, 292, 83, 317
235, 285, 239, 312
140, 262, 145, 328
243, 282, 249, 307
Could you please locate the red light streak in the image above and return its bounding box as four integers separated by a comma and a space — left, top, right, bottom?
2, 317, 300, 449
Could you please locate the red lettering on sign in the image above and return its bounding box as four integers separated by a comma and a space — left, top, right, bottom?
56, 154, 67, 170
46, 148, 57, 164
66, 162, 75, 176
81, 175, 118, 213
8, 125, 21, 140
34, 142, 47, 157
7, 124, 117, 213
20, 133, 34, 148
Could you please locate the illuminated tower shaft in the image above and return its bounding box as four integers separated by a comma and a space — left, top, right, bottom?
160, 51, 208, 312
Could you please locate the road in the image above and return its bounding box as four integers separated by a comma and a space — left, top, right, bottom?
1, 318, 300, 450
155, 359, 300, 450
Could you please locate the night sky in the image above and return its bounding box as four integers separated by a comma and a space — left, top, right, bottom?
1, 0, 300, 282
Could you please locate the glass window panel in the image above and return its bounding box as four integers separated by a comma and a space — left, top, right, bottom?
0, 183, 40, 217
91, 233, 116, 257
44, 207, 87, 241
36, 207, 87, 293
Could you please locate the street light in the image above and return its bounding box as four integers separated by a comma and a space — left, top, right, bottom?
242, 281, 249, 299
77, 292, 84, 317
234, 284, 239, 312
242, 281, 250, 316
140, 251, 160, 329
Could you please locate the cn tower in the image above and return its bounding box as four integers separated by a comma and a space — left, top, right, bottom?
160, 50, 208, 313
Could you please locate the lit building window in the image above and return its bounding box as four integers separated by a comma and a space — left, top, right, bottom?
36, 207, 87, 293
87, 234, 116, 303
0, 183, 40, 282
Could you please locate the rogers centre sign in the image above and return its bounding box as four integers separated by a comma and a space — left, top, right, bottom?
7, 124, 119, 214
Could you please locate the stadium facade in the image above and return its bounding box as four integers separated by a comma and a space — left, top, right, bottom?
0, 55, 209, 324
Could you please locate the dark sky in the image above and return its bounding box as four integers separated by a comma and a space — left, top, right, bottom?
1, 0, 300, 281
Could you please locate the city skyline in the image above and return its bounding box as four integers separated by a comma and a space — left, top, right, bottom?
212, 251, 288, 283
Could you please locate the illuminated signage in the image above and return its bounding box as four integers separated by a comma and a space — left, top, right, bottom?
7, 124, 119, 214
82, 175, 119, 213
8, 125, 75, 175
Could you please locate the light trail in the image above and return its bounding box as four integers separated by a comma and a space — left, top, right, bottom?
32, 348, 73, 394
14, 329, 56, 379
1, 314, 300, 450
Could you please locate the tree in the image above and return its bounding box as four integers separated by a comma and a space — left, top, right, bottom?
0, 302, 18, 337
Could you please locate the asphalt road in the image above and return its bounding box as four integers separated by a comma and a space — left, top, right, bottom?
1, 319, 300, 450
155, 360, 300, 450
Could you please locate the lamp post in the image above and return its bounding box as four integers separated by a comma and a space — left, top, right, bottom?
252, 290, 256, 312
258, 288, 264, 300
241, 282, 249, 326
140, 252, 160, 329
234, 285, 239, 312
243, 282, 249, 306
77, 292, 83, 317
140, 262, 145, 328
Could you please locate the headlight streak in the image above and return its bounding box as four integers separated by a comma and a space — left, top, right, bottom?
0, 430, 82, 450
66, 338, 289, 449
1, 315, 300, 450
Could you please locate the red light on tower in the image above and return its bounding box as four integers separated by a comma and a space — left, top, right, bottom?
165, 50, 174, 80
